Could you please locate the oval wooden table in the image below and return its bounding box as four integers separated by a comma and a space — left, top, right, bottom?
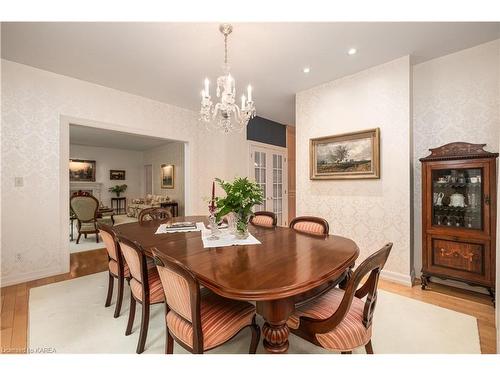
114, 216, 359, 353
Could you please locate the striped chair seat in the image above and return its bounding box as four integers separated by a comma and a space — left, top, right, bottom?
166, 290, 255, 350
108, 260, 130, 278
287, 288, 371, 351
130, 268, 165, 304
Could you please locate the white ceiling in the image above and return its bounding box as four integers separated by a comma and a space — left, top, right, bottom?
69, 124, 176, 151
2, 22, 500, 124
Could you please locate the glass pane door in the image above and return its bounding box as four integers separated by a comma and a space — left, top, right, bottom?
272, 153, 284, 226
431, 167, 483, 230
253, 150, 266, 212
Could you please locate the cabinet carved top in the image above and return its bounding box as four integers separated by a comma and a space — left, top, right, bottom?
420, 142, 499, 162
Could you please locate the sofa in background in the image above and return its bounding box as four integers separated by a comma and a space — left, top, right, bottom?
127, 194, 170, 218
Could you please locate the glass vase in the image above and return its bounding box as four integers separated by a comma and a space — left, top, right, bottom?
235, 212, 250, 239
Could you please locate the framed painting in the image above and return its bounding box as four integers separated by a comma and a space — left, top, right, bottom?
310, 128, 380, 180
161, 164, 174, 189
69, 159, 96, 182
109, 170, 126, 180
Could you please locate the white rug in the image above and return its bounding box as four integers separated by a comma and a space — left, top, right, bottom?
69, 215, 137, 253
29, 272, 481, 354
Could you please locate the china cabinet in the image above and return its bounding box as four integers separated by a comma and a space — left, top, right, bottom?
420, 142, 498, 303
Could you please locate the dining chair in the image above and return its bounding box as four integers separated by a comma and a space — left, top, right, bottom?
289, 216, 329, 235
138, 207, 173, 223
70, 193, 113, 243
152, 249, 261, 354
97, 223, 130, 318
116, 235, 165, 354
286, 243, 393, 354
250, 211, 277, 228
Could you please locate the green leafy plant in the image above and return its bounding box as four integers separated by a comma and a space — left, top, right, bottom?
108, 184, 127, 197
215, 177, 264, 234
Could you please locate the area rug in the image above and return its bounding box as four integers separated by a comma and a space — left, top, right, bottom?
29, 272, 481, 354
69, 215, 137, 253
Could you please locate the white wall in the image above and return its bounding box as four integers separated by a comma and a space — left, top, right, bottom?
413, 40, 500, 282
1, 59, 249, 286
70, 144, 144, 208
143, 142, 185, 215
296, 56, 412, 283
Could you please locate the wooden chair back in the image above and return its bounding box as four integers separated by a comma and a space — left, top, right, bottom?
250, 211, 277, 228
289, 216, 329, 235
116, 235, 151, 297
138, 207, 173, 223
300, 243, 393, 334
152, 249, 203, 351
70, 194, 99, 222
97, 223, 120, 261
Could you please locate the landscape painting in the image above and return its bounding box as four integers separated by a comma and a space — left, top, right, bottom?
310, 128, 380, 180
161, 164, 175, 188
69, 159, 96, 182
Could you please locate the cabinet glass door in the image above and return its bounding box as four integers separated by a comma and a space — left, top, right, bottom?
431, 167, 483, 230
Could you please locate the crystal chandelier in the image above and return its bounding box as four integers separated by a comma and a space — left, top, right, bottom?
200, 24, 256, 133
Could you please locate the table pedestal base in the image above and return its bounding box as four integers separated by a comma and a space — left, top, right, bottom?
257, 298, 295, 354
262, 322, 290, 353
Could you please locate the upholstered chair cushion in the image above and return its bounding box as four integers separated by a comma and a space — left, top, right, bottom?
120, 242, 143, 282
130, 268, 165, 303
287, 288, 371, 351
108, 260, 131, 278
157, 266, 192, 322
100, 230, 118, 260
251, 215, 274, 227
292, 221, 326, 235
166, 290, 255, 350
71, 196, 98, 221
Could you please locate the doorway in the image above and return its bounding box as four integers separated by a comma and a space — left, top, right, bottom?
144, 164, 153, 195
250, 143, 288, 226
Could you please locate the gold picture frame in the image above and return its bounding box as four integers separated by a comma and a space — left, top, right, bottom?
161, 164, 175, 189
310, 128, 380, 180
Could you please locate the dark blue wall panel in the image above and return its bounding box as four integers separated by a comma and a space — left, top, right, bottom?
246, 116, 287, 148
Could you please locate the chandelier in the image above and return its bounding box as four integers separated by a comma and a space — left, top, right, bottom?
199, 24, 256, 133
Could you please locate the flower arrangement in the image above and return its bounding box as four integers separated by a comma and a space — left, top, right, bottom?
108, 184, 127, 197
215, 177, 264, 238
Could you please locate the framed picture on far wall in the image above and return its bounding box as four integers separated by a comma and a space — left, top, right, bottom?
69, 159, 96, 182
109, 170, 126, 180
310, 128, 380, 180
161, 164, 174, 189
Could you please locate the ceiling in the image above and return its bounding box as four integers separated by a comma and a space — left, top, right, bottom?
2, 22, 500, 124
69, 124, 176, 151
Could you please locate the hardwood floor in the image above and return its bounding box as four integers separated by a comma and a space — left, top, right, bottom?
1, 248, 497, 354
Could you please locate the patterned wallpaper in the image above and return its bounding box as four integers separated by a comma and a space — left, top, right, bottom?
413, 40, 500, 276
296, 57, 412, 279
1, 60, 249, 285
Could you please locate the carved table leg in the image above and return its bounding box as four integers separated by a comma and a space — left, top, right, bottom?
421, 274, 429, 290
256, 298, 295, 354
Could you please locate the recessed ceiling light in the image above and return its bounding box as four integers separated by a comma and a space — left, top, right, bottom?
348, 48, 357, 55
303, 67, 310, 73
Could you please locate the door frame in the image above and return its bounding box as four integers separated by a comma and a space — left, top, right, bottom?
248, 141, 288, 226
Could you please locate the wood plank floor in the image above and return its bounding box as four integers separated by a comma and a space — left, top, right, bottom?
1, 248, 496, 354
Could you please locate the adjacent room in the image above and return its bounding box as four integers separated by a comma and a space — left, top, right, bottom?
1, 19, 499, 360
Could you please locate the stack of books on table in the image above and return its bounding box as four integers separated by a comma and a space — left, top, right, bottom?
163, 222, 197, 231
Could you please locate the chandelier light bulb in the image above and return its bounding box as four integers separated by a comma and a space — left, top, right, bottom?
247, 85, 252, 102
241, 95, 246, 110
204, 78, 210, 95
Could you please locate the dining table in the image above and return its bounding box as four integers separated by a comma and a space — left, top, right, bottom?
114, 215, 359, 353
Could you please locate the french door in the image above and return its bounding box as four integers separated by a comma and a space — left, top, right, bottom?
250, 143, 288, 226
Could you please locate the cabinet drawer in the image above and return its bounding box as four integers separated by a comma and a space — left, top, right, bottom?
432, 239, 483, 274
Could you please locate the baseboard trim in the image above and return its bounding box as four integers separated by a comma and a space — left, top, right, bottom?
380, 269, 413, 287
0, 265, 66, 288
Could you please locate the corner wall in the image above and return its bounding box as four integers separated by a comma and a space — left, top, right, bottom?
296, 56, 412, 283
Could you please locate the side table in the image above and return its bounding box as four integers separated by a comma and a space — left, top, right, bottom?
111, 197, 127, 215
160, 201, 179, 217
